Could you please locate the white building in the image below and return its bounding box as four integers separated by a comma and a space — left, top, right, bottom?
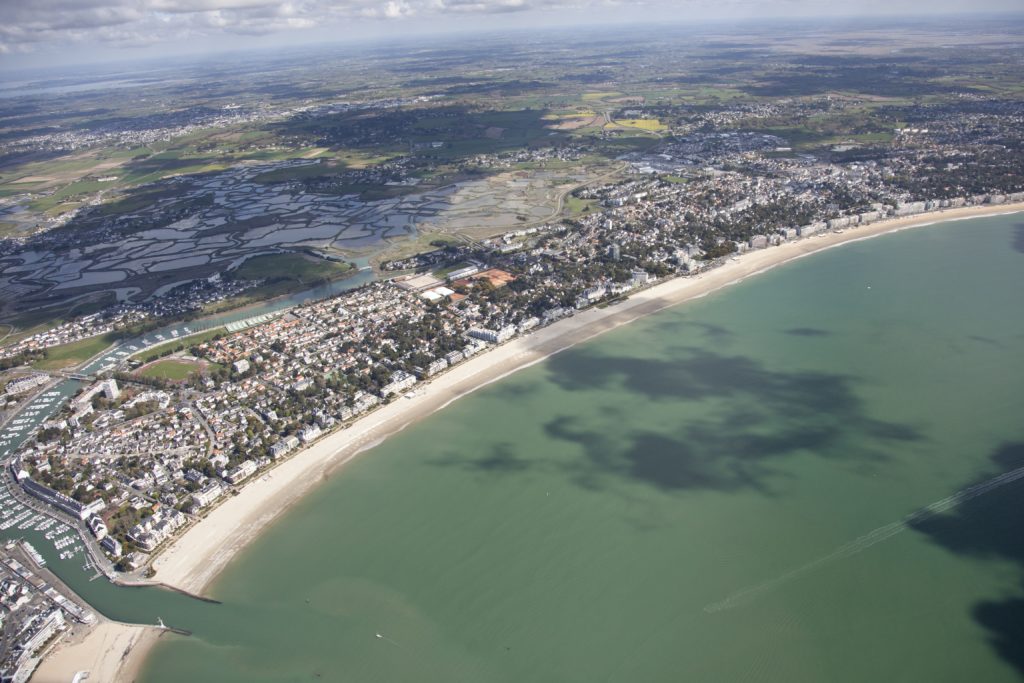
101, 379, 119, 401
418, 358, 448, 377
541, 307, 569, 325
894, 201, 926, 216
88, 515, 108, 541
446, 265, 480, 281
191, 481, 224, 509
381, 371, 417, 397
518, 317, 540, 333
71, 379, 119, 410
467, 326, 516, 344
4, 374, 49, 396
462, 340, 487, 358
224, 460, 257, 484
299, 424, 322, 443
630, 269, 651, 287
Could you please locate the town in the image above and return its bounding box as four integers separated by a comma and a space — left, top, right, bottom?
0, 12, 1023, 682
0, 533, 96, 683
1, 10, 1024, 614
4, 175, 1022, 577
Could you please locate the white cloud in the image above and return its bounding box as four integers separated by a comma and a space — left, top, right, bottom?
148, 0, 284, 12
383, 1, 415, 18
0, 0, 555, 52
0, 0, 1018, 58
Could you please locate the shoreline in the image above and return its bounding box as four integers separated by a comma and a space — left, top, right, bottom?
41, 202, 1024, 681
31, 617, 158, 683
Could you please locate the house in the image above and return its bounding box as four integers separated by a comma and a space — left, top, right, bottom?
467, 327, 515, 344
270, 435, 301, 458
101, 536, 122, 558
88, 516, 108, 541
190, 481, 224, 509
299, 424, 322, 443
381, 371, 417, 397
224, 460, 257, 484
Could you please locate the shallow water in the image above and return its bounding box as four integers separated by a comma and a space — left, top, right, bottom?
100, 215, 1024, 680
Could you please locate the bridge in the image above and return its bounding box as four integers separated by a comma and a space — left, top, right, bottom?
54, 372, 97, 382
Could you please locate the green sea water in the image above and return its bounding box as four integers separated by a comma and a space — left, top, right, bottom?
134, 215, 1024, 682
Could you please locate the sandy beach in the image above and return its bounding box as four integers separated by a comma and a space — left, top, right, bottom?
38, 202, 1023, 681
31, 620, 157, 683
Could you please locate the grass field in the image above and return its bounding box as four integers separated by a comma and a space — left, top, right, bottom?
564, 195, 598, 215
28, 179, 113, 213
31, 332, 118, 371
332, 151, 401, 169
542, 111, 597, 120
372, 231, 468, 267
251, 161, 339, 184
233, 252, 353, 284
610, 118, 667, 132
749, 124, 895, 151
193, 252, 355, 315
94, 185, 185, 216
1, 292, 118, 350
0, 221, 25, 238
137, 358, 203, 381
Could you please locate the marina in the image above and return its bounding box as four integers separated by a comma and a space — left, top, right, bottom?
0, 471, 95, 577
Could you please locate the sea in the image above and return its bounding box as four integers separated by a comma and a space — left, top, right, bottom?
43, 214, 1024, 681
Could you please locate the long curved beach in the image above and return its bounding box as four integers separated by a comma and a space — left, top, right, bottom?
33, 201, 1024, 682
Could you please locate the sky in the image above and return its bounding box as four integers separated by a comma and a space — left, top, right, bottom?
1, 0, 1022, 70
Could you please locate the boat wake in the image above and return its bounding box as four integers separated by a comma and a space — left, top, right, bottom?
703, 463, 1024, 614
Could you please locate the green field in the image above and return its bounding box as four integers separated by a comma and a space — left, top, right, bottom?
233, 252, 353, 284
610, 118, 667, 132
542, 110, 597, 120
564, 195, 598, 215
194, 253, 356, 314
0, 293, 119, 351
31, 333, 118, 371
0, 221, 25, 238
137, 358, 203, 381
251, 161, 340, 184
373, 231, 469, 267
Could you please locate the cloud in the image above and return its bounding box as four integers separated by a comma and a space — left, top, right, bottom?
432, 0, 532, 12
148, 0, 285, 11
0, 0, 1019, 57
0, 0, 564, 52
